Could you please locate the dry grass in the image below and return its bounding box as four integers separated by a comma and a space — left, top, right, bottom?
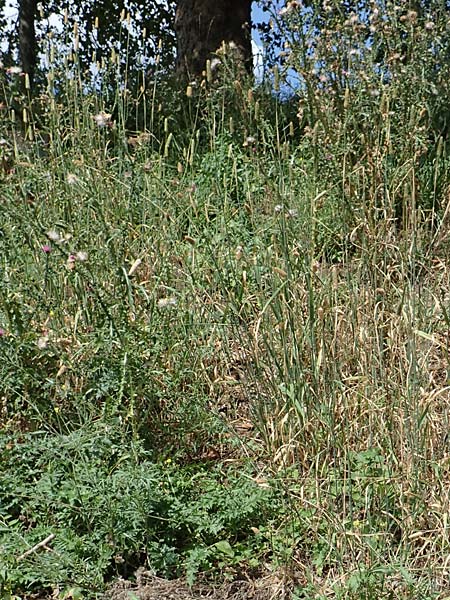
105, 569, 292, 600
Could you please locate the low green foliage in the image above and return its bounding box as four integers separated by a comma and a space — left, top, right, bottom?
0, 424, 280, 595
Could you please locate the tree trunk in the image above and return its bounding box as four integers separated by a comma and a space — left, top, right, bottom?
174, 0, 253, 79
18, 0, 37, 85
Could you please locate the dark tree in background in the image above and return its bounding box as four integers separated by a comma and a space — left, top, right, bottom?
174, 0, 253, 78
18, 0, 37, 85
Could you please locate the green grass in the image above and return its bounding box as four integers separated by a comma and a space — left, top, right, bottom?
1, 6, 450, 598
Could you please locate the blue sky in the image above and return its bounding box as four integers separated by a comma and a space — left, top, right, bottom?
251, 1, 280, 79
252, 2, 267, 30
252, 1, 279, 44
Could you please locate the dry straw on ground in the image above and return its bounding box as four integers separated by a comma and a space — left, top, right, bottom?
105, 569, 291, 600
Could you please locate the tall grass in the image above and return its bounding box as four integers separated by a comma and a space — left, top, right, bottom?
1, 1, 450, 598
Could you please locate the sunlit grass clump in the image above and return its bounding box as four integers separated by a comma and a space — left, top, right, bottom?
1, 2, 450, 598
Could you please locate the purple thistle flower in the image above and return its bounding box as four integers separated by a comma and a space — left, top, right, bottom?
42, 244, 52, 254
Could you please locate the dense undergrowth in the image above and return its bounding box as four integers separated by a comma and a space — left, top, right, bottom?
2, 1, 450, 598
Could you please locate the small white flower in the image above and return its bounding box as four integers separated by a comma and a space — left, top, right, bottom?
210, 58, 221, 72
52, 232, 71, 245
274, 204, 285, 213
6, 66, 22, 75
75, 251, 88, 262
46, 230, 61, 242
157, 297, 177, 309
279, 1, 299, 16
37, 336, 49, 349
93, 111, 112, 128
66, 173, 78, 184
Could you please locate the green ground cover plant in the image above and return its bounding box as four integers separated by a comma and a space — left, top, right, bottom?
0, 424, 282, 595
1, 1, 450, 598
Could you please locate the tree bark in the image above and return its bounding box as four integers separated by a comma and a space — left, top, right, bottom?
174, 0, 253, 79
18, 0, 38, 86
